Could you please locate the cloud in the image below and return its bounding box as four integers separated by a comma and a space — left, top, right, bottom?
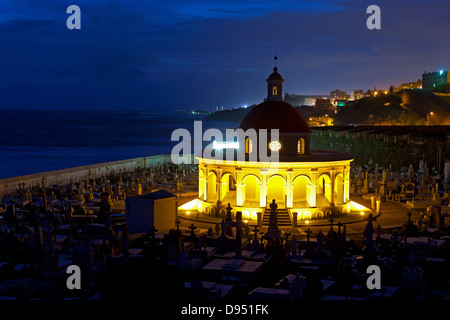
0, 0, 449, 110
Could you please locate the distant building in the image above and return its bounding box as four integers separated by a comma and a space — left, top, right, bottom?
330, 89, 348, 99
334, 99, 347, 107
396, 80, 422, 91
350, 90, 365, 101
422, 70, 449, 90
314, 98, 336, 115
284, 93, 329, 106
308, 115, 334, 127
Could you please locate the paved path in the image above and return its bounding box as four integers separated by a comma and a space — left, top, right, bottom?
177, 194, 426, 241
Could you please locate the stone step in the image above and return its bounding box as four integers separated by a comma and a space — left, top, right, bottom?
262, 210, 292, 226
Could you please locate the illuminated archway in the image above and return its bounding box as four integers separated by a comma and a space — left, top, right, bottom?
317, 173, 332, 204
220, 173, 236, 203
206, 171, 217, 203
302, 211, 312, 220
293, 175, 311, 207
267, 175, 286, 207
242, 174, 261, 207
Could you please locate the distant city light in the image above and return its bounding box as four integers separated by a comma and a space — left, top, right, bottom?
243, 105, 248, 108
440, 70, 444, 75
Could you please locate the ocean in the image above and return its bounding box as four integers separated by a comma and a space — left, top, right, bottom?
0, 110, 239, 179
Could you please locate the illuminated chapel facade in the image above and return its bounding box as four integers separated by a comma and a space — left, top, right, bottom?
196, 67, 354, 224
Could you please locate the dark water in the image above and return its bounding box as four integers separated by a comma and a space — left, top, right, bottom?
0, 110, 238, 179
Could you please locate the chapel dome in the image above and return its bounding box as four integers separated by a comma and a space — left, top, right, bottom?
239, 100, 311, 133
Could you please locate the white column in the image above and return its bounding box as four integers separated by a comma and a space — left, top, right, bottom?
286, 169, 293, 208
203, 168, 208, 201
344, 167, 350, 203
236, 168, 243, 206
309, 169, 317, 207
216, 168, 222, 203
260, 169, 267, 208
199, 177, 205, 198
330, 170, 336, 205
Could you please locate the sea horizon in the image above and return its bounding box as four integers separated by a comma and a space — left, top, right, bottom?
0, 109, 238, 179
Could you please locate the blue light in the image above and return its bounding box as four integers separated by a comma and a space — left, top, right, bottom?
439, 70, 444, 75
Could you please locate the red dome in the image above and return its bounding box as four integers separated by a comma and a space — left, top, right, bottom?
239, 100, 311, 133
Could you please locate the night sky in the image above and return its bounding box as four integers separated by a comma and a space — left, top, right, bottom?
0, 0, 448, 111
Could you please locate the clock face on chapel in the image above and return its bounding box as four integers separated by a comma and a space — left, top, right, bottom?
268, 140, 282, 152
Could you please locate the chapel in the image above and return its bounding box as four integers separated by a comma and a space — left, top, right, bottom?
196, 66, 354, 225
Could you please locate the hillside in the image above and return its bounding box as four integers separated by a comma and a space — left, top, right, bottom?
397, 90, 450, 125
334, 94, 423, 125
207, 90, 450, 126
206, 105, 254, 122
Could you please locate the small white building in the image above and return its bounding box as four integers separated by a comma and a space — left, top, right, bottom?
126, 190, 177, 233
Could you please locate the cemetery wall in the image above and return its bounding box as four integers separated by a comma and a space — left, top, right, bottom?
0, 154, 181, 197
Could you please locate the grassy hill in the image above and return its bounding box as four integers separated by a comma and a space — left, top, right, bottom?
335, 90, 450, 125
334, 94, 424, 125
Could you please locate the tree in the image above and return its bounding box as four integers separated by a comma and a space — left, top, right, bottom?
389, 85, 395, 94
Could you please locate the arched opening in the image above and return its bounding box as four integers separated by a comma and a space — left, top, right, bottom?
245, 138, 253, 154
242, 175, 261, 207
334, 173, 344, 205
273, 86, 278, 96
293, 175, 311, 207
220, 173, 236, 203
297, 138, 305, 155
267, 175, 286, 208
317, 173, 332, 205
302, 211, 312, 220
206, 171, 217, 203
